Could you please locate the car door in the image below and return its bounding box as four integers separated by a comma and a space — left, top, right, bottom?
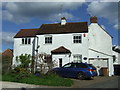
60, 63, 77, 77
57, 63, 72, 77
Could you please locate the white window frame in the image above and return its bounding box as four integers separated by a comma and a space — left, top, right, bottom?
45, 35, 52, 44
22, 38, 31, 45
73, 54, 82, 62
73, 34, 82, 43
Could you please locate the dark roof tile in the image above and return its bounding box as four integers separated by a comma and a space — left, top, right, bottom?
2, 49, 13, 57
14, 22, 88, 38
51, 46, 71, 54
37, 22, 88, 35
14, 29, 39, 38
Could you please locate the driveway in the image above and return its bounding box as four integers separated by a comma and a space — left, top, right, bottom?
71, 76, 119, 88
1, 76, 119, 89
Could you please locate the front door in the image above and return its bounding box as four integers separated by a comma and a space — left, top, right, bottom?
59, 58, 62, 67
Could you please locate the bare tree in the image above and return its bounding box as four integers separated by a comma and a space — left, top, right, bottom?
35, 52, 57, 74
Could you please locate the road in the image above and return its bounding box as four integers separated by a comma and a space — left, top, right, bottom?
1, 76, 120, 89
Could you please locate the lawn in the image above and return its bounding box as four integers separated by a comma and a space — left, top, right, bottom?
0, 74, 2, 81
2, 73, 73, 87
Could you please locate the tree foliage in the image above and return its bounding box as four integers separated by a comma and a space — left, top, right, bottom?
16, 54, 31, 70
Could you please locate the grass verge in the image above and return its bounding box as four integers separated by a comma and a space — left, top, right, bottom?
2, 73, 73, 87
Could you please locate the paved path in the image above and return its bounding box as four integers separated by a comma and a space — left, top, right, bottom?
1, 81, 69, 88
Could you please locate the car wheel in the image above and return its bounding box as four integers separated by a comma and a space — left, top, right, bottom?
77, 72, 86, 80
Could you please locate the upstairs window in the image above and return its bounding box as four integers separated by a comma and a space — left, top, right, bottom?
73, 35, 82, 43
45, 36, 52, 44
22, 38, 31, 44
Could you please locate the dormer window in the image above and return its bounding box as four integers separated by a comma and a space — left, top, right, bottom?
22, 38, 31, 44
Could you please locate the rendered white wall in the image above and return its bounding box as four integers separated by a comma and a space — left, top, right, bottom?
13, 37, 37, 66
52, 54, 70, 67
88, 23, 113, 76
88, 23, 112, 56
36, 33, 89, 63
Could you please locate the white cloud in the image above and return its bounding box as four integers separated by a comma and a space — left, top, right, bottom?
2, 2, 83, 24
0, 32, 15, 44
100, 0, 119, 2
87, 2, 118, 30
1, 0, 85, 2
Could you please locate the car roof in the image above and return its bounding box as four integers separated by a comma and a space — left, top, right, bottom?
68, 62, 88, 65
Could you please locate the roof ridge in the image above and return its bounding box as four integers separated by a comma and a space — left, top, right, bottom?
42, 22, 88, 25
21, 28, 39, 30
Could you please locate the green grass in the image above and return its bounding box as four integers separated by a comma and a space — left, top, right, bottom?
0, 74, 2, 81
2, 73, 73, 87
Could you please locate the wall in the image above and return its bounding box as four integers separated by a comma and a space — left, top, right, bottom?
37, 33, 89, 63
52, 54, 70, 67
88, 23, 113, 76
13, 37, 37, 66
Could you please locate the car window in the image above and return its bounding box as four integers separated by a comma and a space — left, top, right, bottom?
63, 63, 75, 68
76, 63, 88, 68
63, 64, 72, 68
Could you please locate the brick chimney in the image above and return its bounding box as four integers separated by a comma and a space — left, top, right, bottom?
90, 16, 98, 23
61, 17, 66, 25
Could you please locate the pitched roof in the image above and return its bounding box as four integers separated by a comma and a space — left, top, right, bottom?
14, 22, 88, 38
37, 22, 88, 35
51, 46, 71, 54
14, 29, 39, 38
2, 49, 13, 57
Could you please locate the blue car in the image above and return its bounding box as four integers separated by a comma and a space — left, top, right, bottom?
52, 62, 97, 79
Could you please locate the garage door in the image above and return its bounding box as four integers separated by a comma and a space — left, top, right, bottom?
89, 58, 108, 76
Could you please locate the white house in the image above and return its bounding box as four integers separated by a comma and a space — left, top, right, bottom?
13, 16, 114, 76
112, 45, 120, 65
112, 45, 120, 75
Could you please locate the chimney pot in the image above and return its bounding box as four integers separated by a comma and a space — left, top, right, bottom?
61, 17, 66, 25
90, 16, 98, 23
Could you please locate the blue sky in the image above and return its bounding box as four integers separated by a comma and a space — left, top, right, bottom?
1, 2, 119, 52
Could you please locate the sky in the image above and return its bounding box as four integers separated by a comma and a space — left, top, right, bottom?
0, 1, 119, 52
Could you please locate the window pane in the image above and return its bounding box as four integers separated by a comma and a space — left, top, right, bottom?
22, 38, 24, 44
73, 36, 76, 39
73, 35, 81, 43
25, 38, 27, 44
28, 38, 31, 44
76, 36, 79, 39
78, 40, 81, 43
78, 36, 81, 39
45, 36, 52, 44
73, 55, 82, 62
